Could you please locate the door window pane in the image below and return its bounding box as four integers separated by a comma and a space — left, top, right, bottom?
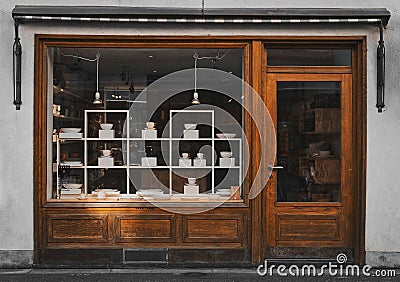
267, 49, 351, 66
277, 82, 341, 202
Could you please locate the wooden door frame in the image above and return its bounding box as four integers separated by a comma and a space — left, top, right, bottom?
257, 38, 366, 264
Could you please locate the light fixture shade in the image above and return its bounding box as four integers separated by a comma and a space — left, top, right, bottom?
93, 91, 102, 105
191, 91, 200, 105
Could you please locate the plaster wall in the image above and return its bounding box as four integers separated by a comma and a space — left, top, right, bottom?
0, 0, 399, 267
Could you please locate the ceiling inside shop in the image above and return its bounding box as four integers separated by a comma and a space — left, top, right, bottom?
56, 48, 243, 83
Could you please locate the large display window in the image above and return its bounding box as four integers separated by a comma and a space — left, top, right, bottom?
47, 47, 246, 204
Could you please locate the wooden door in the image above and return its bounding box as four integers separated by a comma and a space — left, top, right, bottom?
265, 73, 354, 258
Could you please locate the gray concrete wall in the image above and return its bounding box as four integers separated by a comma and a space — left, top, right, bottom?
0, 0, 399, 267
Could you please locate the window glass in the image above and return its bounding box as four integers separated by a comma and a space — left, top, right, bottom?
267, 49, 351, 66
48, 47, 244, 203
277, 82, 341, 202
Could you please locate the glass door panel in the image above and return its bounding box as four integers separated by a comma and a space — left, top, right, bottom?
277, 81, 341, 202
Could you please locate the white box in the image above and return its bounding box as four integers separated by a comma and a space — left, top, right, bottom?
184, 185, 199, 195
59, 133, 83, 139
220, 157, 235, 167
179, 158, 192, 167
193, 158, 207, 167
99, 130, 115, 139
98, 157, 114, 167
141, 157, 157, 167
183, 130, 199, 139
142, 129, 157, 139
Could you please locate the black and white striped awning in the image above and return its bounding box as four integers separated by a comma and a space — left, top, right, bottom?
12, 6, 391, 27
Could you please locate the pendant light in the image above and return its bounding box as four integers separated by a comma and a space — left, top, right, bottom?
93, 51, 102, 105
191, 53, 200, 105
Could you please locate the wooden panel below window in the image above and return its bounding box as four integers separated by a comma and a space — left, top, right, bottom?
183, 214, 243, 243
114, 215, 176, 243
276, 214, 340, 242
47, 214, 108, 243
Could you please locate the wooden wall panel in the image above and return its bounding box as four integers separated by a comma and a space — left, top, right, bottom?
115, 215, 176, 243
183, 214, 243, 243
276, 214, 340, 242
47, 214, 108, 243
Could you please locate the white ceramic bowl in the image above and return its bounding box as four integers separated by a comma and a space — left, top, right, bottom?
220, 151, 233, 158
100, 123, 113, 130
216, 133, 236, 139
61, 128, 81, 133
101, 150, 111, 157
188, 177, 197, 185
184, 123, 197, 130
63, 184, 83, 189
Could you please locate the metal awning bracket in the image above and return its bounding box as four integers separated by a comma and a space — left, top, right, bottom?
13, 19, 22, 110
376, 20, 385, 113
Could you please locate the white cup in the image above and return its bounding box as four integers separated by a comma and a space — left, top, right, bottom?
188, 178, 196, 185
98, 191, 105, 199
102, 150, 111, 157
146, 122, 155, 129
182, 153, 189, 159
197, 153, 204, 159
79, 193, 86, 199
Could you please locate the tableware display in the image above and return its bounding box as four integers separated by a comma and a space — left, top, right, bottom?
188, 178, 197, 185
146, 122, 156, 129
60, 128, 81, 133
184, 123, 197, 130
63, 183, 83, 189
216, 133, 236, 139
100, 123, 113, 130
101, 149, 111, 157
220, 151, 232, 158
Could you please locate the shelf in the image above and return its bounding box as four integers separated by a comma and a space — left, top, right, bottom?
215, 166, 240, 168
129, 166, 169, 169
170, 166, 213, 169
129, 138, 170, 141
86, 166, 128, 169
214, 138, 242, 141
86, 138, 127, 141
53, 85, 92, 104
54, 109, 243, 201
53, 114, 82, 122
171, 138, 213, 141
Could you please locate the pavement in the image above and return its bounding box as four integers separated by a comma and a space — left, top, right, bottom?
1, 268, 399, 282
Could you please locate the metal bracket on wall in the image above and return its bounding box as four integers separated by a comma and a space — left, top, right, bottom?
13, 20, 22, 110
376, 21, 385, 113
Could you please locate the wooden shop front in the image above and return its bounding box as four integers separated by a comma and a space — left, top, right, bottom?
34, 35, 366, 266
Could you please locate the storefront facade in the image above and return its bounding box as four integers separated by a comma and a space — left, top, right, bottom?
1, 1, 399, 268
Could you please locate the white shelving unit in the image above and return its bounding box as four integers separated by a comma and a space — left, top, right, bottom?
56, 109, 243, 198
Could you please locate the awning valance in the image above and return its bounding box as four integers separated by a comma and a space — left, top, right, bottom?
12, 6, 390, 27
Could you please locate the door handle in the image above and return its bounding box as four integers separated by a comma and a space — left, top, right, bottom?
267, 165, 284, 179
268, 165, 284, 171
